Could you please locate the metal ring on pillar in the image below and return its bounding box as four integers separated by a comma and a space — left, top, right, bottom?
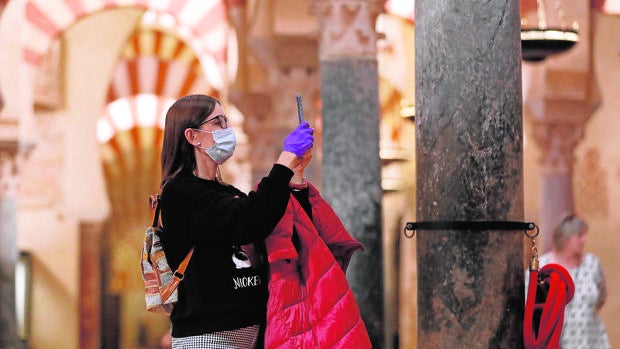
403, 222, 416, 238
524, 224, 540, 239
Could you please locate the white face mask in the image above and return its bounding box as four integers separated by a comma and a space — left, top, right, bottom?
195, 127, 236, 164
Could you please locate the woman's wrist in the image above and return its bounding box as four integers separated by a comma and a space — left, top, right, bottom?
289, 177, 307, 190
276, 151, 298, 170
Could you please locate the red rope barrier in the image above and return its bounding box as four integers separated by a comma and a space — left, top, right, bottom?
524, 263, 575, 349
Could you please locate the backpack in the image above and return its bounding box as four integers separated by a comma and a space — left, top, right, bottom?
141, 193, 194, 315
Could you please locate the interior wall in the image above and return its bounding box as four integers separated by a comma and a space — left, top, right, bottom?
578, 13, 620, 347
17, 8, 144, 349
17, 202, 79, 349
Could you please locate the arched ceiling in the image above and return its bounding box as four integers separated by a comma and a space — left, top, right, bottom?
106, 27, 213, 105
23, 0, 227, 86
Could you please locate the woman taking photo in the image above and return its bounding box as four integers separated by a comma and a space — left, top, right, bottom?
158, 94, 314, 348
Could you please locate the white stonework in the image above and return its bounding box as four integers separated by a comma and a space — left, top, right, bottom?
309, 0, 385, 59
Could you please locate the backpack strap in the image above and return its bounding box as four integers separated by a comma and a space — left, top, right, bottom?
161, 246, 195, 302
150, 194, 161, 228
149, 192, 196, 302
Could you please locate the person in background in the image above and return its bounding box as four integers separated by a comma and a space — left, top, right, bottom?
537, 212, 611, 349
158, 94, 314, 349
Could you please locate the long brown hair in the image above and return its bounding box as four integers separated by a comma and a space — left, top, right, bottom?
161, 94, 220, 187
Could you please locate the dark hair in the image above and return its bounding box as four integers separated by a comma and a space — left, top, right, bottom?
161, 95, 220, 187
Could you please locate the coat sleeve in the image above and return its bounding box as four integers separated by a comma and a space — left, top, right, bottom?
307, 182, 364, 272
265, 197, 299, 264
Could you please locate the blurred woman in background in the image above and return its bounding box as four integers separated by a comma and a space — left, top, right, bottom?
537, 213, 611, 349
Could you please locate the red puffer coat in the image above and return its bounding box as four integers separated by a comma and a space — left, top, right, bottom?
264, 183, 372, 349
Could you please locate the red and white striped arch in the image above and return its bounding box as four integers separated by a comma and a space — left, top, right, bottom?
97, 94, 172, 143
24, 0, 227, 85
98, 28, 215, 142
107, 28, 214, 102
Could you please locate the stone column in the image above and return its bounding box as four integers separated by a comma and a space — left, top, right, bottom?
415, 1, 524, 348
0, 121, 31, 349
309, 0, 385, 346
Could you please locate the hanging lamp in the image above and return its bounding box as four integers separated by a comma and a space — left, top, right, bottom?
521, 0, 579, 62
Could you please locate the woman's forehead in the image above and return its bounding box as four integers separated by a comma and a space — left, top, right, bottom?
211, 103, 225, 114
199, 103, 224, 122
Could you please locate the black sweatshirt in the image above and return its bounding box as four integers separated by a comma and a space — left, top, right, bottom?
159, 164, 296, 337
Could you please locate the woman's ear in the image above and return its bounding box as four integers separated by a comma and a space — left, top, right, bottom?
184, 128, 197, 146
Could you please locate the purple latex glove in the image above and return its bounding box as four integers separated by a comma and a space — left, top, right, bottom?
283, 121, 314, 157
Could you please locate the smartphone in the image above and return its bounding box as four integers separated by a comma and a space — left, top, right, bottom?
296, 93, 304, 124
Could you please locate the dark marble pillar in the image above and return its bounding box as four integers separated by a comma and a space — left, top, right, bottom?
415, 1, 524, 348
321, 59, 384, 346
310, 0, 385, 346
0, 138, 30, 349
0, 186, 18, 349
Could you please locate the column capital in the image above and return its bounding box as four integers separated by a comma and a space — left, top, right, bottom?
0, 120, 34, 197
308, 0, 385, 60
530, 120, 585, 174
525, 92, 599, 175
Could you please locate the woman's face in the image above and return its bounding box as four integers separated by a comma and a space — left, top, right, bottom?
564, 229, 587, 257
